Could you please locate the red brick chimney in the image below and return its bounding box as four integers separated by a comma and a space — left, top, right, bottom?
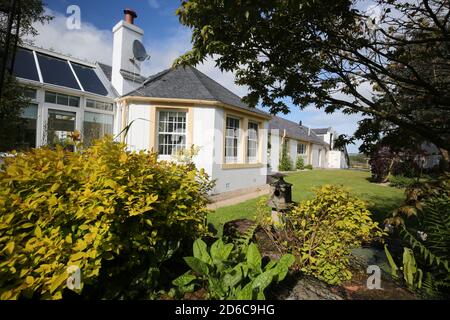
124, 8, 137, 24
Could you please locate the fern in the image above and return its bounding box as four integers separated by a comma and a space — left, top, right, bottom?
235, 222, 258, 249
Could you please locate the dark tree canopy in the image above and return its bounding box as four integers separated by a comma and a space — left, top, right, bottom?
0, 0, 51, 151
175, 0, 450, 153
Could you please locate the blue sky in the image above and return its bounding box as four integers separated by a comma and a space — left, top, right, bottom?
33, 0, 367, 153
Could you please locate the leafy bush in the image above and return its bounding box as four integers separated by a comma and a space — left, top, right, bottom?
278, 143, 293, 171
385, 245, 423, 290
304, 164, 313, 170
0, 136, 213, 299
295, 157, 304, 170
389, 175, 416, 188
388, 175, 450, 297
259, 185, 383, 285
171, 238, 294, 300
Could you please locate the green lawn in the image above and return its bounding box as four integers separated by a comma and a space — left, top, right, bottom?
208, 169, 405, 234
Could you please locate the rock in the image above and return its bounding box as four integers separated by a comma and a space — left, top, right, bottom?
285, 275, 344, 300
222, 219, 256, 239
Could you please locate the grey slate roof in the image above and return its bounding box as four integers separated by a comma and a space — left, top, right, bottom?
312, 128, 331, 135
98, 63, 112, 82
125, 65, 269, 117
269, 116, 328, 146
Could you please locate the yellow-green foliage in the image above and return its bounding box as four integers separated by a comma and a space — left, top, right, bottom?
285, 185, 383, 284
0, 137, 212, 299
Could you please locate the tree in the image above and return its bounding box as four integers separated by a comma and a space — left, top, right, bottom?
174, 0, 450, 157
0, 0, 51, 151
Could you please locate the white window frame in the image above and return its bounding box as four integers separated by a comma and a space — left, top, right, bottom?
297, 142, 307, 155
157, 110, 187, 156
247, 121, 259, 163
225, 116, 240, 163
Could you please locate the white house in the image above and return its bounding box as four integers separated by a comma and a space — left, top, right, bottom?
312, 127, 349, 169
10, 9, 270, 194
9, 8, 354, 195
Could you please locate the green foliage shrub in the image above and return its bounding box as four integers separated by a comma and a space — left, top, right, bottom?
260, 185, 383, 285
278, 143, 293, 171
0, 136, 213, 299
304, 164, 313, 170
171, 238, 295, 300
389, 175, 416, 188
295, 157, 304, 170
388, 175, 450, 297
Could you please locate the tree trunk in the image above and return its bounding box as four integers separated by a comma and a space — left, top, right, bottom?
438, 148, 449, 172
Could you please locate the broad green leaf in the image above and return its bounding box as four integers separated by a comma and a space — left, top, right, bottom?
184, 256, 209, 276
193, 239, 211, 264
172, 271, 196, 287
246, 243, 262, 269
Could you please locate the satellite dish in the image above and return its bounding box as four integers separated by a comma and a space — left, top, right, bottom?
132, 39, 149, 62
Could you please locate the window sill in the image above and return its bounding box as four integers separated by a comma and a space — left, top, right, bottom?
221, 163, 265, 170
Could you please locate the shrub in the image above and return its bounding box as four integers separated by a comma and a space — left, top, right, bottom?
171, 238, 294, 300
304, 164, 313, 170
389, 175, 416, 188
295, 157, 304, 170
387, 175, 450, 297
278, 143, 293, 171
0, 136, 213, 299
259, 185, 383, 285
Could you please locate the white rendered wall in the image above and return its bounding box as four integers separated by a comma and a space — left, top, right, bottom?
126, 104, 150, 151
327, 150, 342, 169
269, 130, 281, 172
192, 106, 216, 177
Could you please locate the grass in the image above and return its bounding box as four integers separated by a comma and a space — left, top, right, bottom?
208, 169, 405, 233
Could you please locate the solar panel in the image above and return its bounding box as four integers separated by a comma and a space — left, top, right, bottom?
71, 62, 108, 96
13, 48, 40, 82
36, 52, 81, 90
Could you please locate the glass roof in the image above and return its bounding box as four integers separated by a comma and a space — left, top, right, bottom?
13, 48, 40, 82
71, 62, 108, 96
12, 47, 109, 97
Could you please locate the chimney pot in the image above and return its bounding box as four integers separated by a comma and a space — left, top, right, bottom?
124, 8, 137, 24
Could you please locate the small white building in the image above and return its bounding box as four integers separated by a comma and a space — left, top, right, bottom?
312, 127, 349, 169
268, 116, 330, 171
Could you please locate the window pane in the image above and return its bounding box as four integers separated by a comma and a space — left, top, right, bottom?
225, 116, 240, 162
56, 94, 69, 106
13, 48, 40, 82
69, 96, 80, 107
15, 104, 38, 150
45, 91, 56, 104
71, 62, 108, 96
47, 109, 76, 150
22, 87, 37, 100
158, 111, 187, 155
83, 112, 113, 146
36, 52, 80, 90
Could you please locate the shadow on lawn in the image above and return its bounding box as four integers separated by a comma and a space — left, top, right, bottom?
366, 195, 404, 223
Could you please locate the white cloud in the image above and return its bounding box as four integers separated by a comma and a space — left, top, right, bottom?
26, 8, 113, 65
147, 0, 160, 9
